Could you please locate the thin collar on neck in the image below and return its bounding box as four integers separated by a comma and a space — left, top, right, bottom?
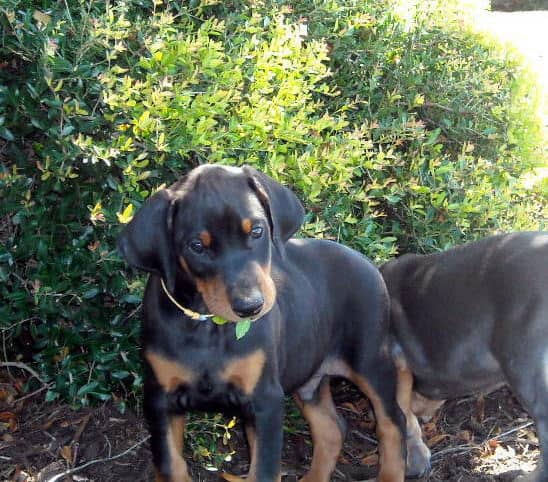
160, 278, 213, 321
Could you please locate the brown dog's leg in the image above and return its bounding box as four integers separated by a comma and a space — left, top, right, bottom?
154, 415, 192, 482
222, 424, 257, 482
350, 372, 406, 482
396, 368, 432, 478
295, 378, 344, 482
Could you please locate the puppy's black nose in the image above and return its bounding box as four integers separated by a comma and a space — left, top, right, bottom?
232, 294, 264, 318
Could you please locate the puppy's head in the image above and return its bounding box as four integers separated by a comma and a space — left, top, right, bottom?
118, 165, 304, 322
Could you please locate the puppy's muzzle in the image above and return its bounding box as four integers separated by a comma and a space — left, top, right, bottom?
231, 290, 264, 318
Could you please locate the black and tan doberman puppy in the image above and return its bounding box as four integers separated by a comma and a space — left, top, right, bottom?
118, 164, 407, 482
381, 232, 548, 481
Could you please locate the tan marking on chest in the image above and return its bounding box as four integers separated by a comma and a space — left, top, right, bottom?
220, 349, 266, 396
145, 351, 195, 392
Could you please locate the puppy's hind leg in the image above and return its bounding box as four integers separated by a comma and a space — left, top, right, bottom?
497, 323, 548, 482
348, 354, 407, 482
396, 368, 432, 479
294, 377, 346, 482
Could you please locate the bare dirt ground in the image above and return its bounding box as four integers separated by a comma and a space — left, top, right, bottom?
0, 370, 540, 482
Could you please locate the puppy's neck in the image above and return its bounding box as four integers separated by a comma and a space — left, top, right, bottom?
169, 270, 210, 318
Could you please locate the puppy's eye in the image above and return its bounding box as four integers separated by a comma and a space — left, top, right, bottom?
189, 239, 204, 254
250, 226, 263, 239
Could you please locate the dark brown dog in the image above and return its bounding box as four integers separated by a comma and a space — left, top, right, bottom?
118, 164, 407, 482
381, 232, 548, 481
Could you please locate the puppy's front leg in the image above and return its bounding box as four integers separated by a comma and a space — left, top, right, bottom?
144, 382, 192, 482
250, 384, 284, 482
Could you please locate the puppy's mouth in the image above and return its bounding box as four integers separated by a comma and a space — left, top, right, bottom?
195, 265, 277, 324
209, 302, 273, 324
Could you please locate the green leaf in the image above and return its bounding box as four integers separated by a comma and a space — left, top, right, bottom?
117, 204, 134, 224
235, 320, 251, 340
212, 315, 228, 325
82, 288, 99, 299
76, 381, 99, 397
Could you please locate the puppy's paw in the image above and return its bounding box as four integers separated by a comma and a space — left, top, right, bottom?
405, 438, 431, 479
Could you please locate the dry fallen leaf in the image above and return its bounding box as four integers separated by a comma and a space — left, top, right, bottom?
341, 402, 361, 414
457, 430, 472, 443
422, 421, 437, 438
426, 433, 450, 448
60, 445, 73, 463
361, 453, 379, 466
0, 411, 18, 432
488, 438, 500, 449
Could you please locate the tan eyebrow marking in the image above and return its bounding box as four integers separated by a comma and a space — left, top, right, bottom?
241, 218, 252, 234
199, 230, 212, 247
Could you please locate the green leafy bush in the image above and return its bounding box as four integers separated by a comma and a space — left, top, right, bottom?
1, 0, 545, 412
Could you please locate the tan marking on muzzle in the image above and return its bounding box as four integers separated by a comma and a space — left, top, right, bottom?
220, 349, 266, 396
178, 256, 191, 276
144, 351, 194, 392
257, 262, 276, 317
195, 262, 276, 322
195, 276, 239, 321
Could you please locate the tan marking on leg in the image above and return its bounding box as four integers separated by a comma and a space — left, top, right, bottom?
221, 425, 256, 482
295, 379, 343, 482
350, 372, 405, 482
220, 349, 266, 396
144, 351, 194, 392
397, 368, 431, 477
246, 424, 257, 479
411, 391, 444, 421
199, 230, 211, 248
220, 473, 246, 482
242, 218, 252, 234
155, 416, 192, 482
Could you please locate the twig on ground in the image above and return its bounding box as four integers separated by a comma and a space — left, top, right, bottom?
489, 421, 534, 442
0, 361, 48, 386
71, 413, 91, 446
45, 435, 150, 482
13, 384, 50, 404
431, 420, 537, 462
350, 429, 378, 445
432, 444, 483, 460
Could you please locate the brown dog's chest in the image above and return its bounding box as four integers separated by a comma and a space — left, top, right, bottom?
144, 348, 266, 410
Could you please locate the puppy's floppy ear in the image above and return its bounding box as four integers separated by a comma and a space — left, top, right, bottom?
117, 189, 178, 292
243, 166, 304, 250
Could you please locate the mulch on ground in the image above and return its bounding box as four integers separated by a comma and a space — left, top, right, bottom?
1, 367, 539, 482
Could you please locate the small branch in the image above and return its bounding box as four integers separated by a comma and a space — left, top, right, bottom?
14, 384, 50, 404
350, 429, 378, 445
0, 361, 48, 386
45, 436, 150, 482
489, 421, 534, 442
431, 421, 536, 462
